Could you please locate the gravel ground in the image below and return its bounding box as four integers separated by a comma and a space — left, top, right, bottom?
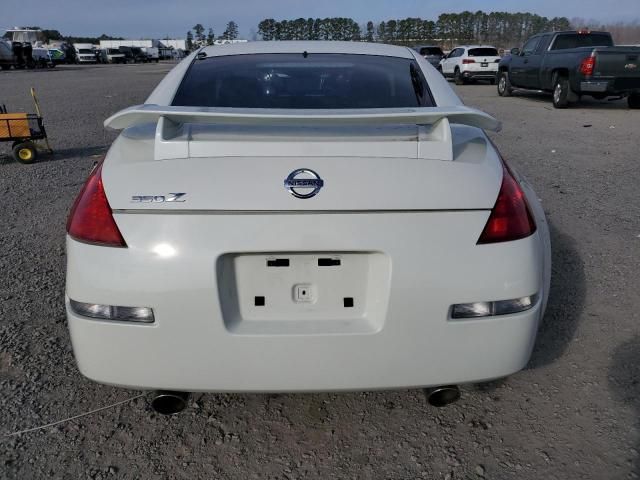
0, 63, 639, 480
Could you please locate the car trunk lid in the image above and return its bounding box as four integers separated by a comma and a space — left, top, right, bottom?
102, 105, 503, 212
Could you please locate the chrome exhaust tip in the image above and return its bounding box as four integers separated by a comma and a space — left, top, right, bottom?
424, 385, 461, 407
150, 391, 190, 415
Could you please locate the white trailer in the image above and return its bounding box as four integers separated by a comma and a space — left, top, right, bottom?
99, 39, 158, 49
141, 47, 159, 62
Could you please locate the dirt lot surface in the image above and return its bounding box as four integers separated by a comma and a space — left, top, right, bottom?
1, 63, 639, 480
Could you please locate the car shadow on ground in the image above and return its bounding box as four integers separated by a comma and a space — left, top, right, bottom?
528, 221, 586, 369
0, 145, 109, 165
47, 146, 109, 162
505, 90, 630, 110
609, 337, 640, 475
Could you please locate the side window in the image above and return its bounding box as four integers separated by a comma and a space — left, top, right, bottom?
453, 49, 463, 58
522, 37, 540, 55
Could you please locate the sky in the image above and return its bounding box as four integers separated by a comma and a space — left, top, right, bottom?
3, 0, 639, 39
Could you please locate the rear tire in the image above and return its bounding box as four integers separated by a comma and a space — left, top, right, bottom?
454, 68, 465, 85
552, 75, 571, 109
628, 94, 640, 109
497, 71, 513, 96
12, 141, 38, 164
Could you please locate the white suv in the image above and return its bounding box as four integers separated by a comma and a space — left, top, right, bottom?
440, 45, 501, 85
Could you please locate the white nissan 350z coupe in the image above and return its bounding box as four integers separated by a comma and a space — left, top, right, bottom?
66, 42, 551, 413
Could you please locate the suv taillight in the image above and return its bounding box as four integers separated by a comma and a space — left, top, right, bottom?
477, 163, 536, 244
462, 59, 476, 64
67, 163, 126, 247
580, 56, 596, 76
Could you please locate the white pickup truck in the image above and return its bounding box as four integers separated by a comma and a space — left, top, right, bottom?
74, 43, 96, 63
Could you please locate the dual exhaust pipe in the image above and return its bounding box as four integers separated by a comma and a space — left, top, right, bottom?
148, 385, 460, 415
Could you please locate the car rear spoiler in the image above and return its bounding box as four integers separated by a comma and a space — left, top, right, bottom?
104, 104, 501, 161
105, 104, 502, 131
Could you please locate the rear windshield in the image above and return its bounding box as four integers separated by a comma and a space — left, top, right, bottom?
468, 48, 499, 57
172, 53, 435, 109
419, 47, 443, 56
551, 33, 613, 50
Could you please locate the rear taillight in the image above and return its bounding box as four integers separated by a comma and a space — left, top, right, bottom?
477, 163, 536, 244
580, 56, 596, 76
67, 163, 126, 247
462, 59, 476, 64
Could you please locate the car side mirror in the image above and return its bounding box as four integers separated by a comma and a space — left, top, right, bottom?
510, 48, 520, 56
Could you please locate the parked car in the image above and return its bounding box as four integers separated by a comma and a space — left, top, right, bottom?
48, 48, 66, 66
439, 45, 501, 85
65, 42, 551, 414
414, 45, 445, 68
99, 48, 126, 64
0, 40, 15, 70
118, 46, 149, 63
497, 30, 640, 108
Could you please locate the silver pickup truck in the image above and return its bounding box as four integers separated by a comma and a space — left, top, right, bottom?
497, 30, 640, 109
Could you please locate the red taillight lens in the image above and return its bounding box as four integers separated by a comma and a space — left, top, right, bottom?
477, 164, 536, 244
462, 59, 475, 64
67, 163, 126, 247
580, 56, 596, 76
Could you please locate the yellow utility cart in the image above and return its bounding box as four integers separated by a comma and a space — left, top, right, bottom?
0, 88, 52, 163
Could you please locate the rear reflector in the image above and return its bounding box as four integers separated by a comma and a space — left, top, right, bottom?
69, 299, 154, 323
477, 163, 536, 244
462, 59, 476, 64
451, 295, 538, 319
580, 56, 596, 76
67, 163, 126, 247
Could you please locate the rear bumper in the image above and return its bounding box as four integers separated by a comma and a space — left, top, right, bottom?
462, 69, 498, 79
579, 77, 640, 94
66, 212, 546, 392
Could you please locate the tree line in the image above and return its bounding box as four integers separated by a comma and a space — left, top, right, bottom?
186, 21, 239, 49
258, 12, 573, 47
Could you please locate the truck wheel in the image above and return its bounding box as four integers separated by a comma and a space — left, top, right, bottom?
628, 94, 640, 109
454, 68, 465, 85
12, 141, 38, 164
497, 72, 513, 96
552, 76, 571, 109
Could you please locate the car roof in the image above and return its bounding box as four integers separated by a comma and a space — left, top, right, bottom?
455, 45, 498, 50
199, 41, 415, 59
